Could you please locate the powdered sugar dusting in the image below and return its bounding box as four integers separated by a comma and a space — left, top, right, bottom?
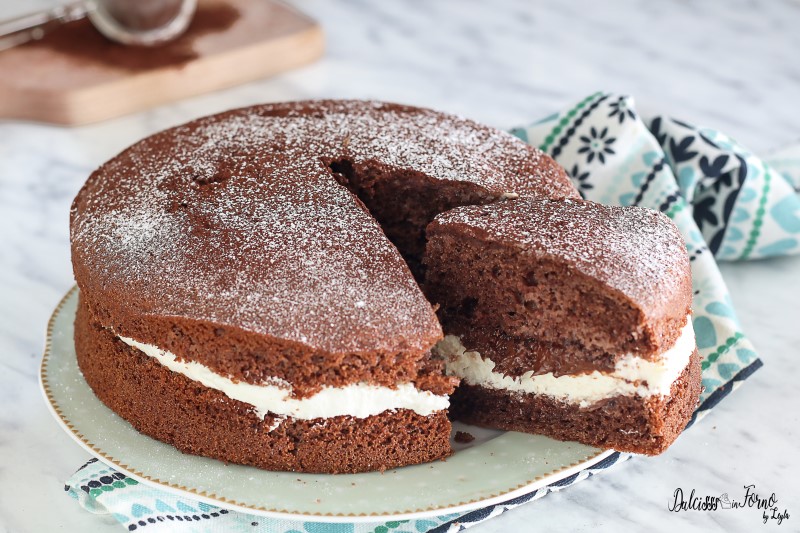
72, 101, 572, 354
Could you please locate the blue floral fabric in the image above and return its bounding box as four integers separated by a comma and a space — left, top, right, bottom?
65, 93, 796, 532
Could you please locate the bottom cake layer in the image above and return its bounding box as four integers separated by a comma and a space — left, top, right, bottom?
448, 349, 702, 455
75, 299, 452, 474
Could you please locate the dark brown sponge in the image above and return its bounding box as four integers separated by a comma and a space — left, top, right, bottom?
424, 198, 692, 360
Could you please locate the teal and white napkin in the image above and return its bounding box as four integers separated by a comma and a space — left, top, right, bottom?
65, 93, 799, 532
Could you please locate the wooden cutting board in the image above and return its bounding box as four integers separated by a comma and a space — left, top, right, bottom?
0, 0, 324, 125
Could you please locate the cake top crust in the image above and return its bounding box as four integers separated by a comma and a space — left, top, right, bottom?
71, 100, 575, 355
429, 198, 691, 318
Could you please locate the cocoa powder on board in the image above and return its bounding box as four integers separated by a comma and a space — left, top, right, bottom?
24, 2, 240, 71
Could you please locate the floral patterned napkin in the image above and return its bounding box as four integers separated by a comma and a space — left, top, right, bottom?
65, 92, 799, 532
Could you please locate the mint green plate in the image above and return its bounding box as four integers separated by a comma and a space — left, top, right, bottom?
41, 287, 612, 522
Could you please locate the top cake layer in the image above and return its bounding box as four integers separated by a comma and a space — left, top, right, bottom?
425, 198, 692, 359
430, 198, 691, 320
70, 100, 576, 392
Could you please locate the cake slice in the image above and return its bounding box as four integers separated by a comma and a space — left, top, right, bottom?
424, 198, 702, 454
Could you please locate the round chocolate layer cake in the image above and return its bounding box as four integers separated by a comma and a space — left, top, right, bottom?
70, 100, 577, 473
72, 100, 701, 472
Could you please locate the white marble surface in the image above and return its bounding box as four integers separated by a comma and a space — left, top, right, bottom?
1, 0, 799, 531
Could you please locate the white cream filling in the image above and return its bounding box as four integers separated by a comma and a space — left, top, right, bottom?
118, 336, 449, 421
435, 316, 695, 408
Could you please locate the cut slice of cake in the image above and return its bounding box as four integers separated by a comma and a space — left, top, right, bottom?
424, 197, 702, 454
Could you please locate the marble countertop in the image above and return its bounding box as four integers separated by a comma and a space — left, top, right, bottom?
1, 0, 798, 531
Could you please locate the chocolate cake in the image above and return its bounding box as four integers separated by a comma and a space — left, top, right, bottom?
70, 100, 577, 473
71, 100, 700, 472
425, 198, 701, 454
